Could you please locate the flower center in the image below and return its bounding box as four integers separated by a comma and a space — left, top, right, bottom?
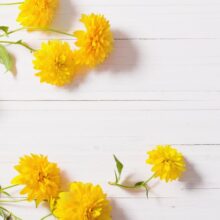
89, 28, 103, 49
164, 159, 171, 163
85, 206, 102, 219
38, 172, 46, 182
54, 55, 67, 70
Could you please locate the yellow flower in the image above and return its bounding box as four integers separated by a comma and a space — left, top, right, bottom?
74, 13, 114, 67
33, 40, 77, 86
146, 145, 186, 182
11, 154, 61, 205
53, 182, 112, 220
17, 0, 58, 28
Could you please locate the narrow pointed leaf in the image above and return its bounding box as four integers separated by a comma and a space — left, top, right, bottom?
0, 45, 13, 72
1, 191, 11, 197
114, 170, 118, 183
134, 181, 145, 187
113, 155, 123, 180
0, 26, 9, 36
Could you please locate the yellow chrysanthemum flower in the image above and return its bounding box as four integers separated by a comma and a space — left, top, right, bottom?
33, 40, 77, 86
17, 0, 58, 28
11, 154, 61, 205
53, 182, 112, 220
74, 13, 114, 67
146, 145, 186, 182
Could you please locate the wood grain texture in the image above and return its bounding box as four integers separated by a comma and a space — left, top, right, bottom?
0, 0, 220, 219
0, 39, 220, 100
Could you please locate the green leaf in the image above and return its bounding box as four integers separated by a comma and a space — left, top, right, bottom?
114, 170, 118, 183
0, 44, 13, 72
1, 191, 11, 197
113, 155, 123, 181
134, 181, 145, 187
16, 40, 22, 44
0, 26, 9, 36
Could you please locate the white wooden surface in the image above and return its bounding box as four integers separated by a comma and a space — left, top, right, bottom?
0, 0, 220, 219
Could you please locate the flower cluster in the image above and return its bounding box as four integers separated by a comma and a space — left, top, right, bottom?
0, 1, 114, 87
33, 13, 114, 86
109, 145, 186, 196
1, 154, 112, 220
0, 146, 186, 219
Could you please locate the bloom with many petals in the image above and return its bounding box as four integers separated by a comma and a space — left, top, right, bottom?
74, 13, 114, 67
146, 145, 186, 182
17, 0, 58, 28
11, 154, 61, 205
53, 182, 112, 220
33, 40, 77, 86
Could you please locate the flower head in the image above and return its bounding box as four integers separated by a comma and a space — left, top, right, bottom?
11, 154, 61, 205
74, 13, 114, 67
146, 145, 186, 182
33, 40, 77, 86
53, 182, 112, 220
17, 0, 58, 28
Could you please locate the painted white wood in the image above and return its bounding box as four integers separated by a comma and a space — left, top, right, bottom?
1, 0, 220, 39
0, 39, 220, 100
0, 102, 219, 194
0, 0, 219, 219
3, 191, 220, 220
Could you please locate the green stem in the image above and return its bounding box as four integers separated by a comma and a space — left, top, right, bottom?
108, 182, 138, 189
0, 2, 23, 5
0, 198, 27, 203
7, 27, 25, 36
109, 174, 155, 190
0, 206, 22, 220
1, 184, 19, 191
0, 27, 73, 38
40, 213, 52, 220
144, 174, 155, 185
0, 40, 35, 52
46, 28, 74, 37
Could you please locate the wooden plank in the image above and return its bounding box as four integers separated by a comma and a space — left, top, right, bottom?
0, 102, 219, 201
0, 39, 220, 100
2, 190, 220, 220
0, 146, 219, 197
1, 2, 220, 38
1, 101, 220, 145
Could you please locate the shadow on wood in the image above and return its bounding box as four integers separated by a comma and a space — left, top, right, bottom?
97, 29, 140, 74
64, 30, 140, 90
180, 158, 203, 189
52, 0, 77, 32
111, 198, 128, 220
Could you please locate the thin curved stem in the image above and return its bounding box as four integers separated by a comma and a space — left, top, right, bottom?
7, 27, 25, 36
109, 174, 155, 191
0, 40, 35, 52
0, 206, 22, 220
0, 198, 27, 203
0, 2, 23, 5
40, 213, 53, 220
0, 27, 74, 38
46, 28, 74, 37
108, 182, 138, 189
0, 184, 19, 191
144, 174, 155, 185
